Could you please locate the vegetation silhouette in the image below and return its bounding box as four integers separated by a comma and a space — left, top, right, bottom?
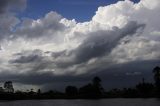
153, 66, 160, 97
0, 66, 160, 100
135, 78, 154, 97
79, 76, 104, 98
65, 86, 78, 97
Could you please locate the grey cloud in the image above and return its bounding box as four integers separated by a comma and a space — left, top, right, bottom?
0, 0, 10, 13
15, 12, 66, 39
51, 50, 66, 58
11, 54, 43, 64
0, 0, 26, 14
38, 21, 145, 71
110, 36, 160, 63
9, 49, 56, 75
10, 49, 44, 64
8, 21, 146, 77
0, 14, 20, 40
1, 59, 159, 91
0, 0, 26, 40
74, 21, 145, 63
55, 21, 145, 68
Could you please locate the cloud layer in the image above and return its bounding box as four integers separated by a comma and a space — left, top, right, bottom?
0, 0, 160, 89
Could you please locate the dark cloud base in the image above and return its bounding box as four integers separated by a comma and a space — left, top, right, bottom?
1, 59, 159, 91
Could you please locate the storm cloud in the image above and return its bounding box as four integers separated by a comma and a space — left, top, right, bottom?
10, 21, 145, 71
0, 0, 160, 90
73, 21, 145, 63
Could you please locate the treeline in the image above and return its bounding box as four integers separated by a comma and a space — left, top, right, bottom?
0, 66, 160, 100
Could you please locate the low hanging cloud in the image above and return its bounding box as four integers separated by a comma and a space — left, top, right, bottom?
0, 0, 160, 88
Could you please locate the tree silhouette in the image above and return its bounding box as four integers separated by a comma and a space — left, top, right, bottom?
4, 81, 14, 93
65, 86, 78, 96
92, 76, 101, 86
136, 78, 154, 97
79, 76, 104, 98
1, 70, 160, 99
79, 83, 92, 94
153, 66, 160, 96
92, 76, 104, 95
37, 89, 41, 94
153, 66, 160, 87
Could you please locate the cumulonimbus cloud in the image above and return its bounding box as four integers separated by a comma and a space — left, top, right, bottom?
0, 0, 160, 87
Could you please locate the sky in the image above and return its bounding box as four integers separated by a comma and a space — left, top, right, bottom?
20, 0, 140, 22
0, 0, 160, 91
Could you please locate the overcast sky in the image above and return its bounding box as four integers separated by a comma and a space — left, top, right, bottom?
0, 0, 160, 91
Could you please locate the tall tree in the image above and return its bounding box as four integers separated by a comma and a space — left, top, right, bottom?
92, 76, 101, 87
92, 76, 104, 95
4, 81, 14, 93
